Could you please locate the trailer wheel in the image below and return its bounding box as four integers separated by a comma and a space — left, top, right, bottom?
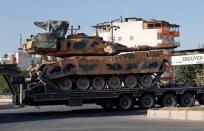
117, 95, 134, 110
161, 94, 177, 107
179, 93, 195, 107
139, 94, 155, 109
100, 101, 114, 110
197, 94, 204, 105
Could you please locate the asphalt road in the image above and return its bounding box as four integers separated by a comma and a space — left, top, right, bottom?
0, 105, 204, 131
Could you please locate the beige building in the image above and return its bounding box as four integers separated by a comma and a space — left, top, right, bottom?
95, 17, 179, 48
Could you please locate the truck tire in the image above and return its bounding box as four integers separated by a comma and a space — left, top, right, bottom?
139, 94, 155, 109
117, 95, 134, 111
197, 94, 204, 105
161, 94, 177, 107
179, 93, 195, 107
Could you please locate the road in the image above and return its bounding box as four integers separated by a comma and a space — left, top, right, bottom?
0, 104, 204, 131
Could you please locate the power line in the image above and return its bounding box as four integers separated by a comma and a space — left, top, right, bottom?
0, 8, 42, 20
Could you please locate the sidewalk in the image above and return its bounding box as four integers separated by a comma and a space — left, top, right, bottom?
0, 95, 16, 110
0, 98, 13, 110
0, 99, 12, 103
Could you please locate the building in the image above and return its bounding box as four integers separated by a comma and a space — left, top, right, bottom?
94, 17, 180, 81
0, 54, 16, 64
0, 49, 40, 70
15, 49, 34, 70
95, 17, 180, 48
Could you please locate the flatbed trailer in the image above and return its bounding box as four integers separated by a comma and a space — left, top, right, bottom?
23, 85, 204, 110
1, 64, 204, 110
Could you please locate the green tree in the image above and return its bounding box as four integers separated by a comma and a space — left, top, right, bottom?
174, 64, 203, 83
0, 75, 9, 94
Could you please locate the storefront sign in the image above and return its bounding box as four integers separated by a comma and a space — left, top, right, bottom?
172, 54, 204, 65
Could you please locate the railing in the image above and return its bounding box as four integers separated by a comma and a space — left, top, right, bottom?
157, 29, 180, 37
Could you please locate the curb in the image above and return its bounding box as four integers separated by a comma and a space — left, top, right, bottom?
0, 104, 13, 110
0, 103, 22, 110
147, 109, 204, 121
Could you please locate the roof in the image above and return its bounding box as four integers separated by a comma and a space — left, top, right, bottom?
94, 17, 180, 27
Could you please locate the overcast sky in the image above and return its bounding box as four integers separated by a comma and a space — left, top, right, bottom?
0, 0, 204, 56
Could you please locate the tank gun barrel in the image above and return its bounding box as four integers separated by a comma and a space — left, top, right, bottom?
113, 45, 178, 54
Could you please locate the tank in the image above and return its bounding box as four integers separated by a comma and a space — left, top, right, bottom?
24, 20, 177, 92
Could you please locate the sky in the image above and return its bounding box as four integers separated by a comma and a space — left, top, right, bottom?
0, 0, 204, 56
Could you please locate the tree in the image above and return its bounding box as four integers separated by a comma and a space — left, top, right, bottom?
174, 64, 203, 83
0, 76, 9, 94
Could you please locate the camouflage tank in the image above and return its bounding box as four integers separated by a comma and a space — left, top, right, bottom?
23, 20, 177, 92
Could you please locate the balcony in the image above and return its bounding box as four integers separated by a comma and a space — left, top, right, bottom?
169, 31, 180, 37
157, 29, 180, 37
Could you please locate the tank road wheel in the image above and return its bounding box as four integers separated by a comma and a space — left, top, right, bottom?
139, 75, 152, 88
117, 95, 134, 111
58, 78, 72, 91
107, 76, 121, 89
161, 94, 177, 107
76, 77, 90, 90
124, 75, 137, 88
139, 94, 155, 109
92, 77, 106, 90
179, 93, 195, 107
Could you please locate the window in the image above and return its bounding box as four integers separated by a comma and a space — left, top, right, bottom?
130, 36, 134, 41
118, 36, 122, 41
148, 24, 154, 29
157, 33, 163, 40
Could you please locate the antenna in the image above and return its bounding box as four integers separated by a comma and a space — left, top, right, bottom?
18, 33, 23, 50
68, 25, 80, 35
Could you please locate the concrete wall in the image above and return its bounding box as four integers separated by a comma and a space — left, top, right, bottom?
147, 109, 204, 121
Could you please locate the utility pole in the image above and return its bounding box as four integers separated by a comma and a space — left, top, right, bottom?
18, 33, 23, 50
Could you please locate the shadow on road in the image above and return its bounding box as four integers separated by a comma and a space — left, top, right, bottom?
0, 107, 146, 124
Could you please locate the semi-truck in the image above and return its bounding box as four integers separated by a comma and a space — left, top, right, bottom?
1, 63, 204, 111
1, 20, 204, 111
